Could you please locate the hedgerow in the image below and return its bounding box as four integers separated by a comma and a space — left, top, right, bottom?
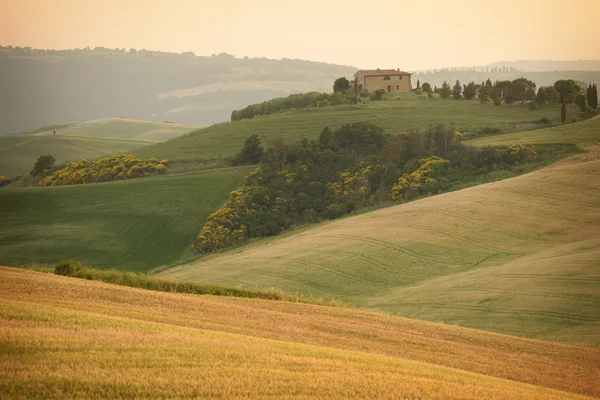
38, 155, 168, 186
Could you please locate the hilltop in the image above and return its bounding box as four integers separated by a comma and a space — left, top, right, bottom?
159, 118, 600, 345
134, 91, 575, 162
0, 118, 196, 177
1, 267, 598, 398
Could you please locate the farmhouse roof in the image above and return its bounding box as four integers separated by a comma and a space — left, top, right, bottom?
355, 69, 411, 76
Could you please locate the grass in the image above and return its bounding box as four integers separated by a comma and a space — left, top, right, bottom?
29, 117, 196, 141
0, 167, 251, 271
1, 267, 598, 399
0, 118, 196, 177
134, 93, 577, 162
159, 118, 600, 345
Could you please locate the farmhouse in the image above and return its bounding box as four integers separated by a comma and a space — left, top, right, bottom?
354, 69, 412, 93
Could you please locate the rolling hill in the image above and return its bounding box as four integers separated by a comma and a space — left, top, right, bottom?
0, 167, 250, 271
0, 118, 196, 177
1, 267, 598, 398
134, 93, 577, 162
159, 118, 600, 345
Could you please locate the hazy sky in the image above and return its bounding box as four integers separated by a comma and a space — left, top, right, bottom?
2, 0, 599, 70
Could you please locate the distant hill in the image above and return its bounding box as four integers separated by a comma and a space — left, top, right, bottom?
0, 118, 196, 177
0, 46, 356, 134
160, 118, 600, 346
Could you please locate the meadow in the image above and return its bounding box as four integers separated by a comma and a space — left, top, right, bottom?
1, 267, 598, 399
30, 118, 196, 141
134, 93, 577, 161
160, 118, 600, 345
0, 118, 196, 177
0, 167, 250, 271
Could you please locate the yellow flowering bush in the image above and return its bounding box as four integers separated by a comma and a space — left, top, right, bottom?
391, 156, 450, 200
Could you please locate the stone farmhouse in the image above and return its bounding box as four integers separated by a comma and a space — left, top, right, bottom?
353, 69, 412, 93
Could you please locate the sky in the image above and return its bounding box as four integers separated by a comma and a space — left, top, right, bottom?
2, 0, 599, 70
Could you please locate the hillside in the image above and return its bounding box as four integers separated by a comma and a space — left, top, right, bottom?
0, 118, 197, 178
28, 118, 196, 142
1, 267, 598, 398
0, 46, 356, 134
159, 118, 600, 345
0, 167, 250, 270
134, 92, 574, 162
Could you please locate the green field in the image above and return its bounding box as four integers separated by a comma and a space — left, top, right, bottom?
0, 118, 196, 177
1, 268, 597, 399
30, 118, 196, 141
159, 118, 600, 345
134, 94, 577, 161
0, 167, 250, 271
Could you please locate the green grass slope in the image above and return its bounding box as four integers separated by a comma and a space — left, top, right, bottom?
160, 119, 600, 345
0, 135, 151, 177
0, 167, 250, 271
1, 268, 598, 399
31, 118, 196, 142
134, 93, 575, 162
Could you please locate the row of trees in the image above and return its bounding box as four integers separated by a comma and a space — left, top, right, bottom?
196, 122, 540, 253
38, 155, 168, 186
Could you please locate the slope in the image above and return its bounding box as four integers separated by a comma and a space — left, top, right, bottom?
0, 135, 152, 178
134, 94, 573, 162
30, 118, 196, 142
1, 267, 598, 398
160, 118, 600, 345
0, 167, 250, 271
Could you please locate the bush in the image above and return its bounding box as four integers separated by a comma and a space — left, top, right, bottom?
493, 97, 502, 106
154, 164, 167, 173
529, 100, 538, 110
372, 89, 385, 101
55, 260, 83, 276
414, 88, 423, 95
160, 159, 169, 165
30, 154, 56, 176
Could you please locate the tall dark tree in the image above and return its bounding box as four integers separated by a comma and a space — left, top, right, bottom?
416, 79, 421, 89
439, 81, 451, 99
591, 84, 598, 109
234, 134, 264, 165
536, 87, 548, 105
422, 82, 432, 93
575, 94, 586, 113
561, 102, 566, 122
462, 82, 477, 100
554, 79, 580, 103
333, 77, 350, 93
453, 80, 462, 99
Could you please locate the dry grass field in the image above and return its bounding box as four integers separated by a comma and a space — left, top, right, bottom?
1, 267, 598, 399
160, 118, 600, 345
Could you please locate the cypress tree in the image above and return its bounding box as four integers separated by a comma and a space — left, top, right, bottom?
417, 79, 420, 89
587, 84, 593, 108
561, 102, 566, 122
593, 84, 598, 109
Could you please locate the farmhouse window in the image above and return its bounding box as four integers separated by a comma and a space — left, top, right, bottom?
396, 85, 399, 90
383, 76, 391, 80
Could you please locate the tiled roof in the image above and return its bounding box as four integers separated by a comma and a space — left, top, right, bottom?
355, 69, 411, 76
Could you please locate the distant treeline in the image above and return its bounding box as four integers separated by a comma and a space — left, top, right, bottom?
196, 122, 544, 253
231, 91, 357, 121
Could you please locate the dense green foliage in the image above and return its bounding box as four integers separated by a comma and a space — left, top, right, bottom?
586, 83, 598, 109
333, 77, 351, 93
30, 154, 56, 176
196, 122, 542, 253
0, 167, 250, 271
232, 134, 264, 165
38, 154, 168, 186
231, 91, 356, 121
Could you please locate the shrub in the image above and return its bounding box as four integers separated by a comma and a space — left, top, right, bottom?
414, 88, 423, 95
154, 164, 167, 173
529, 100, 538, 110
160, 159, 169, 165
493, 97, 502, 106
30, 154, 56, 176
372, 89, 385, 101
55, 260, 83, 276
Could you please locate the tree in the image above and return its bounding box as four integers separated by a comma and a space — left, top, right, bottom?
575, 94, 586, 113
333, 77, 350, 93
554, 79, 580, 103
525, 88, 536, 102
545, 86, 560, 104
536, 87, 548, 105
452, 80, 462, 99
590, 84, 598, 109
561, 103, 566, 122
30, 154, 55, 176
439, 81, 451, 99
529, 100, 538, 110
234, 134, 263, 165
416, 79, 421, 89
493, 97, 502, 106
422, 82, 431, 93
462, 82, 477, 100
